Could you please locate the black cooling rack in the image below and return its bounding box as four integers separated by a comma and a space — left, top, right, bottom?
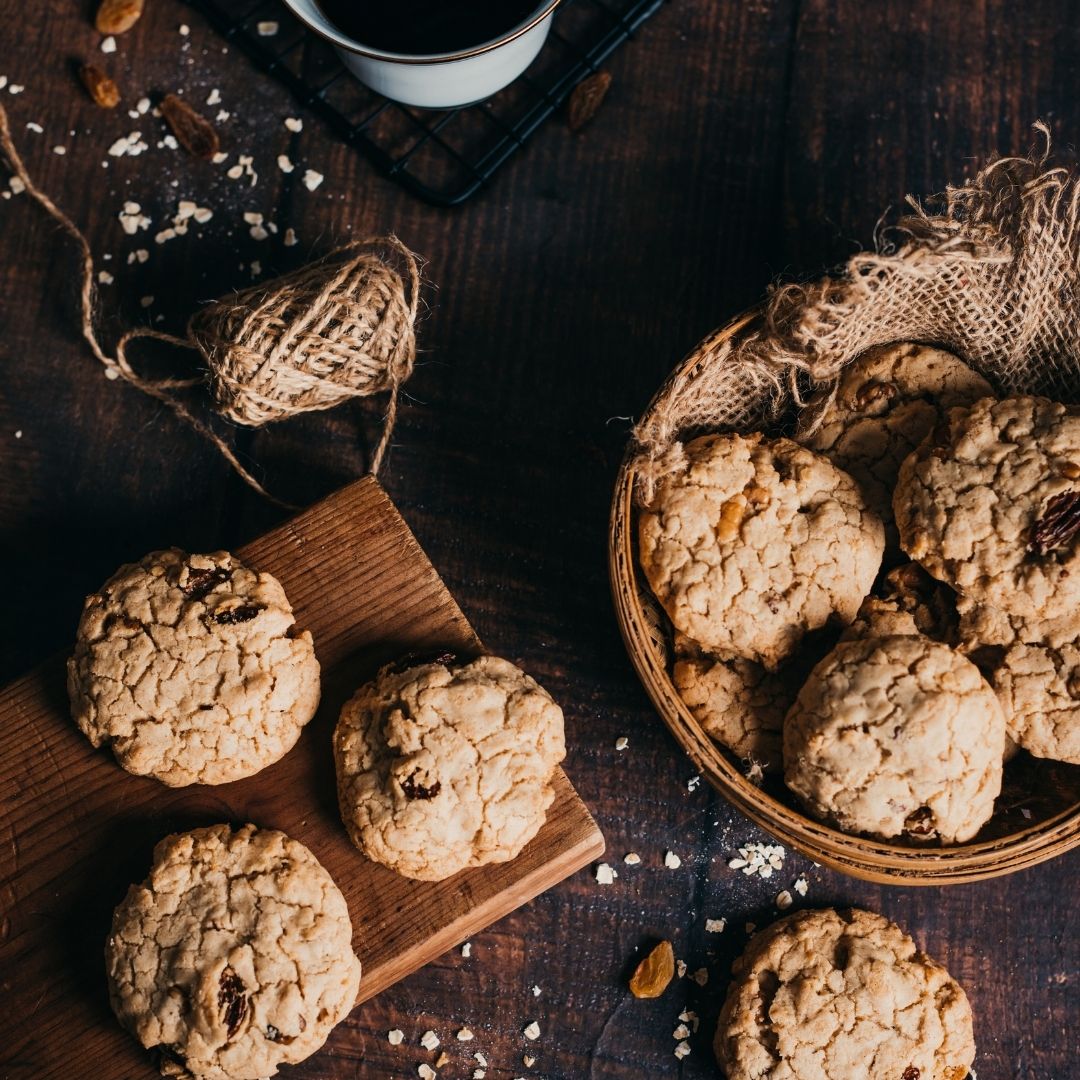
187, 0, 667, 206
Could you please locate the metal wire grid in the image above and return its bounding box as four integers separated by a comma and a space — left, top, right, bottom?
187, 0, 667, 205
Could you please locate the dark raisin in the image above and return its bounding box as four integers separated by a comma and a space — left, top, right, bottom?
160, 93, 220, 159
181, 566, 231, 601
211, 604, 263, 626
567, 70, 612, 131
265, 1024, 294, 1044
902, 1068, 921, 1080
401, 771, 441, 800
384, 651, 458, 676
218, 967, 248, 1038
1028, 490, 1080, 556
903, 806, 936, 837
853, 379, 896, 410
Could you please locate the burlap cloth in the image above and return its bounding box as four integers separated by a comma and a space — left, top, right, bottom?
630, 123, 1080, 501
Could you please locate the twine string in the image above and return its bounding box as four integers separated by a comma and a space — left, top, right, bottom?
0, 99, 420, 508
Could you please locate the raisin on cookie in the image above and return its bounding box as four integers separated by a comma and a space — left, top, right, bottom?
784, 634, 1005, 842
334, 654, 566, 881
638, 433, 884, 670
715, 908, 975, 1080
106, 824, 361, 1080
895, 395, 1080, 621
68, 549, 321, 786
798, 341, 993, 558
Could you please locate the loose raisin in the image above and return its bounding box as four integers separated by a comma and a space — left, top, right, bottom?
629, 940, 674, 999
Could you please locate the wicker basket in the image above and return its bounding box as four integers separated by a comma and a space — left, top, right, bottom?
609, 310, 1080, 885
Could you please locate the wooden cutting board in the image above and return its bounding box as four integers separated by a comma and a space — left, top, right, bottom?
0, 477, 604, 1079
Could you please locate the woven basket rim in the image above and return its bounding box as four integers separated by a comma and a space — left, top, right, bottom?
609, 308, 1080, 885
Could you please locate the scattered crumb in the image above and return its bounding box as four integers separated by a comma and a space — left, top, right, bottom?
420, 1030, 439, 1051
523, 1021, 540, 1041
623, 852, 640, 866
1021, 808, 1033, 820
664, 851, 681, 870
14, 430, 22, 438
728, 842, 785, 879
283, 226, 298, 247
614, 736, 628, 751
136, 97, 150, 114
388, 1029, 404, 1045
776, 889, 793, 910
678, 1010, 700, 1032
595, 862, 616, 885
9, 84, 24, 94
473, 1072, 486, 1079
206, 88, 221, 106
250, 259, 262, 277
793, 876, 808, 897
531, 985, 541, 997
523, 1055, 535, 1067
25, 122, 42, 133
284, 116, 303, 132
691, 967, 708, 986
676, 959, 687, 978
100, 36, 116, 53
212, 151, 228, 165
418, 1066, 436, 1080
8, 176, 25, 195
687, 774, 701, 792
475, 1052, 488, 1066
52, 144, 66, 155
674, 1041, 691, 1060
457, 1028, 474, 1042
461, 942, 471, 958
140, 295, 154, 308
435, 1052, 449, 1069
277, 153, 294, 173
98, 270, 114, 285
257, 20, 279, 35
179, 23, 190, 34
672, 1023, 690, 1039
215, 109, 231, 122
705, 917, 726, 933
302, 168, 323, 191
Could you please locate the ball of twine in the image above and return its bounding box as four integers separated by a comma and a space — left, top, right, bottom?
0, 100, 421, 505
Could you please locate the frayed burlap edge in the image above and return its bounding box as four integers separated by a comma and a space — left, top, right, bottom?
631, 122, 1080, 502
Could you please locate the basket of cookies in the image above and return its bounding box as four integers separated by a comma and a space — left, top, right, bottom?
609, 137, 1080, 883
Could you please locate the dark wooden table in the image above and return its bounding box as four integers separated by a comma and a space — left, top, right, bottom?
1, 2, 1077, 1077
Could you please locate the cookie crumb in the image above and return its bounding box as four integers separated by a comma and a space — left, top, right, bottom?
664, 850, 681, 870
284, 117, 303, 132
595, 862, 616, 885
302, 168, 324, 191
705, 917, 726, 933
457, 1028, 474, 1042
793, 876, 809, 896
673, 1023, 690, 1039
523, 1055, 535, 1067
523, 1021, 540, 1040
674, 1040, 691, 1060
461, 942, 472, 958
472, 1072, 486, 1079
389, 1029, 405, 1045
531, 985, 541, 997
418, 1066, 436, 1080
623, 852, 641, 865
435, 1052, 449, 1069
420, 1030, 440, 1051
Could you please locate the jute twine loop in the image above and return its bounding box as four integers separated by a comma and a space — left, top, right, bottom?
0, 99, 420, 506
631, 122, 1080, 503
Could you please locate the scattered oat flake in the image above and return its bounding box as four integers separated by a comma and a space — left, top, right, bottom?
136, 96, 150, 114
729, 842, 785, 878
418, 1067, 436, 1080
794, 876, 808, 896
523, 1021, 540, 1041
212, 151, 228, 164
98, 271, 114, 284
531, 985, 541, 997
250, 260, 262, 276
25, 122, 42, 133
206, 88, 221, 106
179, 23, 189, 34
420, 1030, 439, 1051
687, 774, 701, 791
283, 226, 298, 247
140, 295, 154, 307
302, 168, 323, 191
523, 1055, 535, 1068
595, 862, 616, 885
691, 967, 708, 986
388, 1029, 404, 1045
0, 77, 6, 90
706, 917, 726, 933
257, 20, 279, 35
475, 1052, 488, 1066
674, 1040, 691, 1060
664, 851, 681, 870
472, 1072, 485, 1080
284, 116, 303, 132
435, 1052, 449, 1069
678, 1010, 700, 1032
776, 890, 793, 910
8, 176, 25, 195
100, 35, 117, 53
277, 153, 294, 173
14, 430, 22, 438
243, 211, 263, 225
623, 852, 640, 865
672, 1023, 690, 1040
1021, 807, 1033, 819
216, 110, 231, 122
614, 736, 628, 750
9, 84, 24, 94
676, 959, 687, 978
457, 1027, 474, 1042
53, 145, 66, 155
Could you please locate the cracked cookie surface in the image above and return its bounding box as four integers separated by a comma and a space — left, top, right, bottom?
638, 434, 884, 670
798, 342, 993, 559
68, 549, 321, 786
956, 599, 1080, 763
106, 824, 361, 1080
714, 908, 975, 1080
894, 395, 1080, 620
784, 634, 1005, 842
334, 654, 566, 881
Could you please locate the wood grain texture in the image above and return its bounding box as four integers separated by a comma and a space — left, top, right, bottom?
0, 478, 603, 1079
0, 0, 1077, 1076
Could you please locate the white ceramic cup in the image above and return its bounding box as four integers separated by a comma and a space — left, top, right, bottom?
281, 0, 563, 109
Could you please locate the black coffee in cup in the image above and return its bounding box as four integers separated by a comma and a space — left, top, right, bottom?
317, 0, 542, 55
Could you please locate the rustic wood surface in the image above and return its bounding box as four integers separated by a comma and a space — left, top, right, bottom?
0, 477, 603, 1079
0, 1, 1076, 1077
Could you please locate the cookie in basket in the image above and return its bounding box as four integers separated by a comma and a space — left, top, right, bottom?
957, 598, 1080, 764
895, 395, 1080, 621
106, 824, 361, 1080
68, 549, 321, 786
714, 907, 975, 1080
784, 632, 1006, 842
638, 433, 884, 670
797, 342, 993, 558
334, 654, 566, 881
